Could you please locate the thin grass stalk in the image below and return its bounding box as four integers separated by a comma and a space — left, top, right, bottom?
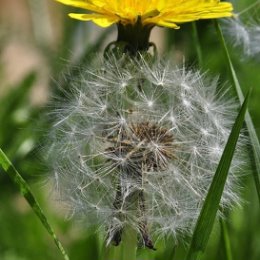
214, 20, 260, 204
220, 219, 233, 260
192, 22, 203, 67
0, 148, 70, 260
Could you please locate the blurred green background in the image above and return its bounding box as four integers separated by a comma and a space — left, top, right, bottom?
0, 0, 260, 259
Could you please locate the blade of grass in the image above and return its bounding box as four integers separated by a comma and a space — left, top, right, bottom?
0, 148, 70, 260
220, 219, 233, 260
0, 72, 36, 121
192, 22, 203, 68
215, 20, 260, 204
185, 91, 250, 260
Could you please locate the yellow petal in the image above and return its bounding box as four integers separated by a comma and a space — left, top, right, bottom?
55, 0, 234, 28
156, 20, 180, 29
157, 2, 233, 24
55, 0, 102, 12
68, 13, 119, 27
144, 17, 180, 29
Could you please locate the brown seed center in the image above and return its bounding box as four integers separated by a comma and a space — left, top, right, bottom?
107, 121, 175, 171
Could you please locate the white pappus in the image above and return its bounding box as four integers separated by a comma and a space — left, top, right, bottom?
47, 54, 247, 249
222, 1, 260, 59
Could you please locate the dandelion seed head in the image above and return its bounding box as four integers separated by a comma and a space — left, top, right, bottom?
47, 54, 246, 246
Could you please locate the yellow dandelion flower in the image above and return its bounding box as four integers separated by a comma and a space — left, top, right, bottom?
55, 0, 233, 28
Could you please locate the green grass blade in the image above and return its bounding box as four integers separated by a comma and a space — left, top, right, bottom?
215, 20, 260, 204
220, 219, 233, 260
0, 72, 36, 122
192, 22, 203, 68
185, 91, 249, 260
0, 148, 70, 260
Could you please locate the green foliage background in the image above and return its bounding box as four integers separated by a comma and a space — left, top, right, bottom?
0, 0, 259, 259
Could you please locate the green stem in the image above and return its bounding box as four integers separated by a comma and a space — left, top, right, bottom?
102, 226, 137, 260
116, 17, 154, 55
169, 244, 177, 260
220, 219, 233, 260
102, 245, 116, 260
214, 20, 260, 205
121, 226, 137, 260
192, 22, 203, 67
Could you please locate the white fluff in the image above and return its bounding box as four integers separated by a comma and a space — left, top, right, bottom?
47, 54, 246, 246
223, 0, 260, 59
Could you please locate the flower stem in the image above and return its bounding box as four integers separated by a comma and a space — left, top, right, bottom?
102, 244, 117, 260
121, 225, 138, 260
102, 225, 137, 260
220, 219, 233, 260
116, 17, 153, 55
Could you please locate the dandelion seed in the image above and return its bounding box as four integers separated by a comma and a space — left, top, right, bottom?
223, 17, 260, 57
47, 54, 246, 248
222, 1, 260, 59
